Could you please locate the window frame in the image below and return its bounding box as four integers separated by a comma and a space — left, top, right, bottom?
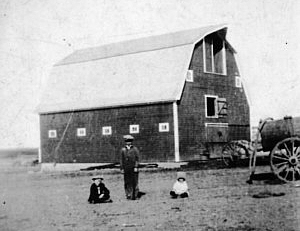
102, 126, 112, 135
48, 130, 57, 138
203, 36, 227, 75
205, 95, 218, 118
159, 122, 169, 132
77, 127, 86, 137
130, 124, 139, 134
186, 70, 194, 82
235, 76, 242, 88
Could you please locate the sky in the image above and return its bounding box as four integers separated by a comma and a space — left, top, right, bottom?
0, 0, 299, 149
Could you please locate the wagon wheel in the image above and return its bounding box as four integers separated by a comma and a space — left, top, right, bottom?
270, 137, 300, 182
222, 141, 248, 166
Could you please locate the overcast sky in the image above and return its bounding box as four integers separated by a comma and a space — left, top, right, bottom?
0, 0, 299, 149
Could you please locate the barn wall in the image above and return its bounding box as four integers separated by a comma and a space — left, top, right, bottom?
177, 39, 250, 161
40, 103, 174, 163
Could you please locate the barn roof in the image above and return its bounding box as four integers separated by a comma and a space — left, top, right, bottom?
38, 24, 229, 114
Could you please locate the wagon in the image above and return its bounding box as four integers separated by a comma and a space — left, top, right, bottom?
222, 116, 300, 183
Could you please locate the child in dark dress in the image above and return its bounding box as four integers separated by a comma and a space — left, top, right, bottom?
88, 175, 112, 203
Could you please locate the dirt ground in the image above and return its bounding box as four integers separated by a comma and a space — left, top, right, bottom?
1, 151, 300, 231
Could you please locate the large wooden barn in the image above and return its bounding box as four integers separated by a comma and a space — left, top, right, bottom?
37, 24, 250, 168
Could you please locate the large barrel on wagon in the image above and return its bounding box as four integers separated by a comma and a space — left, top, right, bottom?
260, 116, 300, 151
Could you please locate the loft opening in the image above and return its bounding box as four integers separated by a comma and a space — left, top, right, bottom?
203, 32, 227, 75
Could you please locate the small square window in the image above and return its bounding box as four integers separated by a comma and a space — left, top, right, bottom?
235, 76, 242, 88
186, 70, 194, 82
102, 126, 112, 135
48, 130, 57, 138
130, 124, 139, 134
77, 128, 86, 137
159, 123, 169, 132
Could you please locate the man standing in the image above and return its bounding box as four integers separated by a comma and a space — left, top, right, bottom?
120, 135, 139, 200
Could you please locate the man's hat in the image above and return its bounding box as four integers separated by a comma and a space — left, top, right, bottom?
177, 171, 186, 180
92, 175, 104, 180
123, 134, 134, 141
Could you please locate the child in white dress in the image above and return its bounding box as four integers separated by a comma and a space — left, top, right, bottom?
170, 171, 189, 198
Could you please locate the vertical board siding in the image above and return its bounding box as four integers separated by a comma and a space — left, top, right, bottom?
178, 38, 250, 161
40, 33, 250, 164
40, 103, 174, 163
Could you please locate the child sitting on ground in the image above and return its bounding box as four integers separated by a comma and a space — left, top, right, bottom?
170, 171, 189, 199
88, 175, 112, 203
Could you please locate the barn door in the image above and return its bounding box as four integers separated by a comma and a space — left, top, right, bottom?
206, 123, 229, 142
217, 98, 227, 117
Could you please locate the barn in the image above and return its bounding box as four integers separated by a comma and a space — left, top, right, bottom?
37, 24, 250, 169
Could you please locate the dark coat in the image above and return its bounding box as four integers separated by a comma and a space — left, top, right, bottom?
88, 182, 110, 203
120, 145, 139, 171
120, 145, 140, 199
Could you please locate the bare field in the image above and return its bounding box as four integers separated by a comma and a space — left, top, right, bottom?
1, 151, 300, 231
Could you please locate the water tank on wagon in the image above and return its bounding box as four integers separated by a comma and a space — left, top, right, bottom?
260, 116, 300, 152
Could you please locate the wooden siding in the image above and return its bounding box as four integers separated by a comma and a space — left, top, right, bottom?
40, 103, 174, 163
40, 31, 250, 164
177, 38, 250, 161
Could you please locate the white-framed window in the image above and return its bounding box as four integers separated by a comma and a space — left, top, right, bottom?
48, 130, 57, 138
159, 123, 169, 132
203, 33, 226, 75
186, 70, 194, 82
102, 126, 112, 135
130, 124, 139, 134
235, 76, 242, 88
77, 128, 86, 137
205, 95, 218, 118
205, 95, 228, 118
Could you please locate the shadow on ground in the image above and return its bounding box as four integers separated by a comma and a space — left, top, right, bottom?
181, 156, 270, 171
248, 172, 284, 185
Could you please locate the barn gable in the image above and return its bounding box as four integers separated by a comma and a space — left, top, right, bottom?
37, 24, 230, 114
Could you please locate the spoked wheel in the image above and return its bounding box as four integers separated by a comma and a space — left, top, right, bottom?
270, 137, 300, 182
222, 141, 248, 166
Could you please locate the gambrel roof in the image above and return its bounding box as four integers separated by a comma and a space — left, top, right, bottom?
38, 24, 229, 114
